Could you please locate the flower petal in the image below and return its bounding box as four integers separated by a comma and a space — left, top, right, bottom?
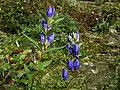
41, 18, 48, 30
73, 44, 80, 56
46, 6, 55, 17
66, 43, 73, 54
67, 60, 74, 70
62, 69, 68, 81
40, 32, 45, 44
47, 33, 55, 44
73, 59, 80, 70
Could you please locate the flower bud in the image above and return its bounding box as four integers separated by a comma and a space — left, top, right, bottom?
46, 6, 55, 17
66, 44, 73, 54
41, 18, 48, 30
47, 33, 55, 44
42, 18, 53, 31
40, 32, 45, 44
67, 60, 74, 70
73, 44, 79, 56
62, 69, 68, 81
73, 59, 80, 70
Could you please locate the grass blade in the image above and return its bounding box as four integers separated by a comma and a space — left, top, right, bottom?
23, 33, 41, 50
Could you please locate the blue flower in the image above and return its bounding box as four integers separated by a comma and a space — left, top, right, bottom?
42, 18, 48, 30
62, 69, 68, 81
67, 43, 80, 56
67, 60, 74, 70
40, 32, 46, 44
47, 33, 55, 44
68, 47, 73, 55
42, 18, 53, 31
66, 43, 71, 49
73, 44, 79, 56
46, 6, 55, 17
73, 59, 80, 70
66, 43, 73, 54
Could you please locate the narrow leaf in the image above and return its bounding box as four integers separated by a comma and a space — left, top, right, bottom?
0, 55, 4, 60
52, 18, 64, 25
44, 45, 66, 54
27, 72, 33, 87
24, 64, 30, 73
17, 70, 26, 78
38, 60, 52, 71
23, 34, 41, 50
1, 63, 11, 71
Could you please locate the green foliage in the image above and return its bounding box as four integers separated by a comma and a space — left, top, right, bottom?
52, 17, 64, 25
0, 0, 42, 33
92, 20, 110, 34
38, 60, 52, 71
0, 48, 53, 89
100, 2, 120, 32
1, 0, 120, 89
55, 13, 78, 34
23, 33, 42, 50
52, 13, 78, 47
44, 45, 66, 54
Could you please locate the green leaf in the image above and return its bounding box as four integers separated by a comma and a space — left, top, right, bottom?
0, 49, 3, 53
23, 33, 41, 50
22, 49, 32, 55
36, 85, 46, 90
38, 60, 52, 71
79, 50, 86, 57
44, 45, 66, 54
27, 72, 33, 87
0, 55, 4, 60
70, 89, 79, 90
15, 40, 20, 47
20, 49, 32, 60
10, 85, 17, 90
49, 19, 55, 24
17, 70, 26, 78
24, 64, 33, 87
52, 17, 64, 25
19, 78, 28, 85
24, 64, 30, 73
0, 63, 11, 71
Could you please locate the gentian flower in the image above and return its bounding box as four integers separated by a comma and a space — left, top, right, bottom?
68, 31, 80, 43
67, 60, 74, 70
47, 33, 55, 44
46, 6, 55, 17
73, 44, 79, 56
73, 59, 80, 70
62, 69, 68, 81
42, 18, 53, 31
42, 18, 48, 30
66, 43, 73, 54
66, 43, 71, 49
40, 32, 45, 44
